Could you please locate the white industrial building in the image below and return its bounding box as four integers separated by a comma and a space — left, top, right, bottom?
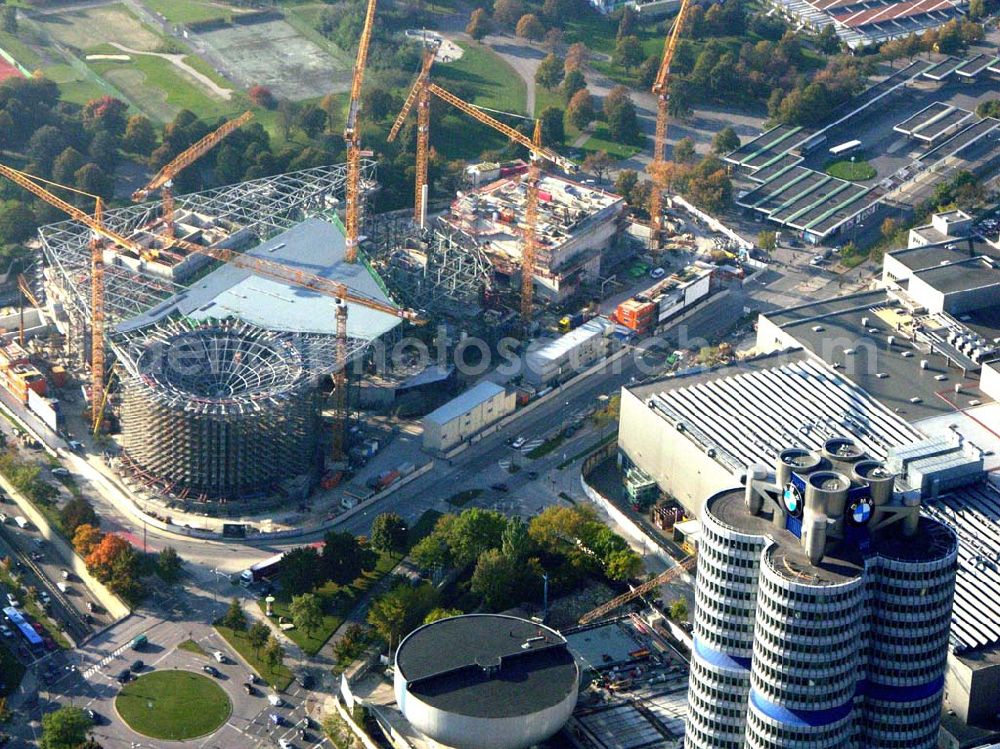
422, 380, 515, 453
522, 317, 615, 387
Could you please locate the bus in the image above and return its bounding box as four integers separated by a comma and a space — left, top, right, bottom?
829, 139, 861, 157
3, 606, 42, 647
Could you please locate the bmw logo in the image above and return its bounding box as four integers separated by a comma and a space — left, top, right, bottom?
849, 499, 872, 525
783, 484, 802, 517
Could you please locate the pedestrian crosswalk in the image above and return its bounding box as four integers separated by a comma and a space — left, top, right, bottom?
82, 640, 131, 678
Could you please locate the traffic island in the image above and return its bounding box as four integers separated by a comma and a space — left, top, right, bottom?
115, 670, 231, 740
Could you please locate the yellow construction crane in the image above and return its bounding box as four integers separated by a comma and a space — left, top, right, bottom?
1, 164, 423, 445
131, 110, 253, 242
648, 0, 693, 250
387, 49, 436, 227
391, 79, 575, 325
578, 555, 696, 625
343, 0, 379, 264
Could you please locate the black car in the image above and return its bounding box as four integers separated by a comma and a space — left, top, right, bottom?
116, 669, 131, 683
86, 709, 101, 725
242, 682, 255, 695
490, 482, 509, 493
527, 471, 539, 480
131, 660, 144, 672
203, 665, 220, 678
296, 672, 314, 689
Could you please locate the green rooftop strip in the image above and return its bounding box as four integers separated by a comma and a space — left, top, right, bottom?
780, 180, 855, 226
740, 126, 803, 166
803, 188, 876, 233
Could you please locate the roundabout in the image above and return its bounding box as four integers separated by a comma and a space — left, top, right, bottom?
115, 670, 231, 740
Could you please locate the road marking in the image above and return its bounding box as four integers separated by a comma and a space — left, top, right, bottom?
82, 640, 132, 678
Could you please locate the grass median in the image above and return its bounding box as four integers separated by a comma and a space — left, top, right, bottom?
115, 670, 230, 740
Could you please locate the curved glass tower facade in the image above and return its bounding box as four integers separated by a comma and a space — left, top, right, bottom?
684, 441, 958, 749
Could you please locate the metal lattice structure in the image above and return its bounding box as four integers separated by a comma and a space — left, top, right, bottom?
369, 219, 493, 317
117, 317, 322, 500
39, 162, 377, 331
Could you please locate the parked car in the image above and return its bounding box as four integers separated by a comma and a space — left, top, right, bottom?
131, 660, 144, 672
279, 739, 293, 749
511, 436, 526, 449
212, 650, 226, 663
649, 267, 666, 279
269, 713, 284, 726
267, 693, 282, 707
202, 665, 220, 678
116, 669, 131, 683
5, 594, 18, 607
0, 625, 12, 638
296, 672, 314, 689
243, 682, 255, 695
490, 483, 509, 493
51, 468, 70, 478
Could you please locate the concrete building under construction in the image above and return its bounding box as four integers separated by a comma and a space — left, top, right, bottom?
36, 162, 409, 510
441, 174, 625, 303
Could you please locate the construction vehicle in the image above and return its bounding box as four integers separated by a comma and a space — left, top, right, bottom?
0, 163, 423, 450
648, 0, 693, 250
578, 555, 696, 625
343, 0, 379, 263
131, 111, 253, 243
390, 78, 575, 326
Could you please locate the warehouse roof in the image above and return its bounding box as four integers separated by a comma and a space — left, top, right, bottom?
396, 614, 578, 718
632, 350, 923, 475
763, 292, 994, 420
117, 218, 403, 341
525, 317, 613, 367
913, 256, 1000, 294
423, 380, 507, 426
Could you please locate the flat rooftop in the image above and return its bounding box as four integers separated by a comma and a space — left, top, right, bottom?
423, 380, 506, 426
632, 349, 923, 473
707, 488, 956, 586
395, 614, 578, 718
914, 255, 1000, 294
117, 218, 403, 341
764, 291, 995, 420
887, 240, 997, 272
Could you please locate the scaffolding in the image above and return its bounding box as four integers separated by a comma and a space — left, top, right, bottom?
117, 317, 324, 502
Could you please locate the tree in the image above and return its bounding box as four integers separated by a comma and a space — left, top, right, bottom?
263, 635, 284, 675
605, 549, 643, 581
565, 88, 594, 131
757, 230, 777, 251
321, 531, 376, 586
74, 163, 113, 201
565, 42, 589, 71
87, 130, 119, 172
582, 150, 612, 182
276, 98, 299, 141
493, 0, 525, 28
60, 497, 98, 536
0, 7, 15, 34
411, 532, 451, 571
249, 85, 276, 109
543, 27, 564, 53
501, 516, 531, 561
613, 35, 644, 73
280, 546, 321, 596
157, 546, 182, 582
711, 126, 740, 155
223, 598, 247, 631
639, 54, 660, 88
467, 8, 493, 40
606, 95, 641, 143
72, 524, 104, 557
423, 607, 463, 624
471, 548, 521, 609
614, 169, 638, 204
539, 106, 565, 147
561, 68, 586, 102
969, 0, 984, 18
247, 621, 270, 658
617, 5, 637, 38
81, 96, 128, 136
881, 217, 899, 240
371, 513, 408, 555
85, 534, 135, 583
817, 23, 840, 54
289, 593, 323, 637
542, 0, 572, 21
28, 125, 66, 171
515, 13, 545, 42
673, 137, 696, 163
40, 706, 90, 749
684, 155, 731, 212
535, 53, 565, 90
366, 588, 407, 649
298, 104, 327, 138
669, 598, 689, 622
52, 148, 86, 187
443, 508, 508, 568
0, 203, 37, 244
123, 115, 156, 155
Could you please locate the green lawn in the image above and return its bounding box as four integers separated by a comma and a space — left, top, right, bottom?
582, 124, 645, 160
116, 671, 230, 740
141, 0, 231, 24
437, 42, 528, 115
215, 622, 294, 690
0, 29, 43, 71
177, 638, 207, 656
825, 157, 876, 181
0, 641, 25, 697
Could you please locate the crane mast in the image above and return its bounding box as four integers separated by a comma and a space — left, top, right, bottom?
388, 49, 435, 227
132, 111, 253, 241
343, 0, 379, 263
649, 0, 693, 250
521, 120, 542, 327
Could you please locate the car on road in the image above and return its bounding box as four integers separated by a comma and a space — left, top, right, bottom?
5, 594, 18, 607
296, 672, 314, 689
85, 709, 101, 725
511, 436, 526, 449
649, 267, 666, 279
130, 634, 147, 649
490, 482, 509, 492
131, 660, 144, 672
527, 471, 539, 480
269, 713, 284, 726
242, 682, 255, 695
267, 693, 283, 707
202, 665, 220, 678
279, 739, 293, 749
0, 625, 12, 638
0, 513, 6, 524
212, 650, 226, 663
68, 440, 83, 452
60, 569, 70, 580
116, 669, 131, 684
51, 468, 70, 478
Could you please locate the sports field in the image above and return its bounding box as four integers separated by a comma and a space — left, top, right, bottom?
32, 5, 163, 53
191, 18, 350, 100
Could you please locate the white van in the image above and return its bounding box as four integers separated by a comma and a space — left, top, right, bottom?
267, 693, 282, 707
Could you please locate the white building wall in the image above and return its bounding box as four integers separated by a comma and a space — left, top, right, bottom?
981, 360, 1000, 402
422, 389, 516, 453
